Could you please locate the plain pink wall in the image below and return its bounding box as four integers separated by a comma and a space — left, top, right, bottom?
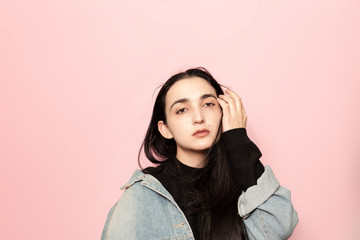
1, 1, 359, 239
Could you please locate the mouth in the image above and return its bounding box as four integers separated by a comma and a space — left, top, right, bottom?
193, 129, 210, 137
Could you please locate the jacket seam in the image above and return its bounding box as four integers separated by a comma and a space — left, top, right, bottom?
256, 209, 270, 240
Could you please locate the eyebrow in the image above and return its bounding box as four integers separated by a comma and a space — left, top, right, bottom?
169, 93, 217, 110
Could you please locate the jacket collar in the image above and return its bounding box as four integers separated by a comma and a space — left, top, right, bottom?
120, 169, 144, 190
120, 169, 176, 203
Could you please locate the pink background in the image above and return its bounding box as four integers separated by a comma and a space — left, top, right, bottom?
1, 1, 359, 239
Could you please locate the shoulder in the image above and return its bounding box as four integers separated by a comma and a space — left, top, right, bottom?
102, 168, 178, 240
102, 169, 162, 239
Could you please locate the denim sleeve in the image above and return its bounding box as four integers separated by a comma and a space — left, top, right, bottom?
238, 166, 299, 240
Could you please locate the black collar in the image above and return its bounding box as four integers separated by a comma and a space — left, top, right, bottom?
164, 155, 202, 180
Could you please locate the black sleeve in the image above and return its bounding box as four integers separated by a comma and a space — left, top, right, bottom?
222, 128, 265, 191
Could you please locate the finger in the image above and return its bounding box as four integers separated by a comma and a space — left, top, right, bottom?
240, 99, 247, 117
216, 97, 230, 116
218, 94, 236, 115
224, 88, 240, 98
242, 106, 247, 118
224, 88, 242, 112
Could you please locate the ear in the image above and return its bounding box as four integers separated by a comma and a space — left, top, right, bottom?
158, 120, 173, 139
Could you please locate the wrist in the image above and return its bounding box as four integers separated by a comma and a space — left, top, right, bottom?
222, 128, 252, 148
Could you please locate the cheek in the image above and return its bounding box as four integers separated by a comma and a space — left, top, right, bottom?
210, 107, 222, 123
167, 116, 192, 135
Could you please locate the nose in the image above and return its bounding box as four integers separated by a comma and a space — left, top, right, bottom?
192, 107, 205, 124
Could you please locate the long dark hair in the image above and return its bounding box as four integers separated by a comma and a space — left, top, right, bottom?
138, 67, 248, 240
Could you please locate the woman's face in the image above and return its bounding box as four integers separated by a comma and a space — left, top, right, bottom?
158, 77, 222, 154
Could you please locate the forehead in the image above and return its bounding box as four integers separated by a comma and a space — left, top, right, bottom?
166, 77, 216, 97
165, 77, 216, 104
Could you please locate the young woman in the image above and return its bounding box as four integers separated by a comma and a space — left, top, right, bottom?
101, 67, 298, 240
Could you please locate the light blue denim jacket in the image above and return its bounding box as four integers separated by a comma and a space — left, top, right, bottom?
102, 165, 298, 240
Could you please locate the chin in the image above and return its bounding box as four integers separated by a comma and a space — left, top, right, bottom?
193, 143, 214, 151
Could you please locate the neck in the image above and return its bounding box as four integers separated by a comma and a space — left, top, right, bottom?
176, 147, 207, 168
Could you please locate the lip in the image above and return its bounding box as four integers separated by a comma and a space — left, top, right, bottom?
193, 129, 210, 137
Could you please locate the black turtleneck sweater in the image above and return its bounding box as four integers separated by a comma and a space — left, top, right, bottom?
142, 128, 264, 239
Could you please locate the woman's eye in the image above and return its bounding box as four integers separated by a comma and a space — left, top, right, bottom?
176, 108, 187, 114
204, 102, 215, 107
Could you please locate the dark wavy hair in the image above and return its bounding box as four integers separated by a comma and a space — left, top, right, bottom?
138, 67, 248, 240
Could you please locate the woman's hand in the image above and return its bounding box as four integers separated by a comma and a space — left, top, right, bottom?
217, 88, 247, 132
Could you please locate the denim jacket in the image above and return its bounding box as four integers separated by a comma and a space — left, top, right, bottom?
101, 166, 298, 240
